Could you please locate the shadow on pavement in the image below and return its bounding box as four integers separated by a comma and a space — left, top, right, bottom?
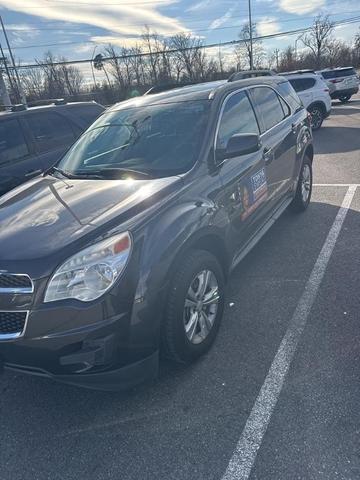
314, 126, 360, 154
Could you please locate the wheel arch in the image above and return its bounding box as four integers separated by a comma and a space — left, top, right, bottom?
307, 101, 326, 114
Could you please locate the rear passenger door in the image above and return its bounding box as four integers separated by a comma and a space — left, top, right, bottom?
22, 111, 76, 170
216, 90, 269, 251
249, 86, 296, 211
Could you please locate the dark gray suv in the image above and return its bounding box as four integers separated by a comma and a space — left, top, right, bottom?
0, 77, 313, 390
0, 101, 104, 196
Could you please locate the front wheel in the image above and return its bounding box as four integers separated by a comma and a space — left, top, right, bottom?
309, 106, 324, 130
339, 95, 351, 103
290, 157, 313, 213
161, 250, 225, 364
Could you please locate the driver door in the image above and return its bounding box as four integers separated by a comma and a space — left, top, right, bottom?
215, 90, 269, 254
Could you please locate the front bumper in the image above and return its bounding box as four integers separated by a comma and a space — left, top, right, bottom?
330, 87, 359, 99
4, 350, 159, 391
0, 276, 160, 390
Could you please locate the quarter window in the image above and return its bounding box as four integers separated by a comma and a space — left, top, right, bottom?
288, 78, 316, 92
217, 91, 259, 150
0, 119, 29, 165
25, 112, 75, 153
250, 87, 286, 132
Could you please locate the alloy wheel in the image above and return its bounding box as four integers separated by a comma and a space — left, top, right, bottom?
310, 109, 322, 130
301, 163, 311, 203
183, 270, 219, 345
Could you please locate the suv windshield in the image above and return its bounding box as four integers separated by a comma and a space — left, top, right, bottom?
56, 100, 210, 179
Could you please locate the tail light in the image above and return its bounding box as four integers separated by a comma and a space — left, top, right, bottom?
330, 79, 341, 84
324, 88, 330, 92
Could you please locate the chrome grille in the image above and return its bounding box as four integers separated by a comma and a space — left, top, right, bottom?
0, 273, 33, 293
0, 311, 28, 339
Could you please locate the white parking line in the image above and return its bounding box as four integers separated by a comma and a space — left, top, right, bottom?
222, 184, 357, 480
314, 183, 360, 187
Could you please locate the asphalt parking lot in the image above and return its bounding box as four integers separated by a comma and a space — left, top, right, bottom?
1, 96, 360, 480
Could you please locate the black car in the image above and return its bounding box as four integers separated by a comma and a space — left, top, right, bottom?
0, 77, 313, 390
0, 101, 104, 196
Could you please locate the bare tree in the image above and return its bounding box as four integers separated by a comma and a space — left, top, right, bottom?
302, 15, 334, 68
169, 33, 207, 82
235, 23, 265, 70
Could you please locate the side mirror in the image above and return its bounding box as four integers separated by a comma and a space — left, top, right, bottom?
216, 133, 261, 162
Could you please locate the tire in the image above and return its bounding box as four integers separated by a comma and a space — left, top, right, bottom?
161, 249, 225, 364
339, 95, 351, 103
308, 105, 324, 130
290, 157, 313, 213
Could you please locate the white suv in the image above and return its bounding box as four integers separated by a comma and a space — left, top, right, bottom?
280, 71, 332, 130
317, 67, 359, 103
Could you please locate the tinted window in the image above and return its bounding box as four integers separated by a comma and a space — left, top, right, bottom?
71, 105, 103, 125
0, 119, 29, 166
322, 68, 356, 79
250, 87, 285, 132
277, 81, 302, 111
217, 91, 259, 150
289, 78, 316, 92
57, 101, 210, 178
26, 112, 75, 153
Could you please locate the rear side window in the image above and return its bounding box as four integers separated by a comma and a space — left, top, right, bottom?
250, 87, 286, 132
217, 91, 259, 150
277, 81, 302, 112
0, 119, 29, 166
288, 78, 316, 92
25, 112, 75, 153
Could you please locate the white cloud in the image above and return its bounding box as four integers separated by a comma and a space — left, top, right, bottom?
186, 0, 211, 12
278, 0, 325, 15
209, 6, 236, 30
0, 0, 187, 38
90, 36, 143, 48
257, 17, 281, 37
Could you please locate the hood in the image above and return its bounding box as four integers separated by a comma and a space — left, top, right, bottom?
0, 174, 181, 264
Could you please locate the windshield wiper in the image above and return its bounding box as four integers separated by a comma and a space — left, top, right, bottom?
67, 167, 153, 180
49, 166, 76, 179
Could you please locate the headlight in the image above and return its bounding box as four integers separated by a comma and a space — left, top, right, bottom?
44, 232, 132, 303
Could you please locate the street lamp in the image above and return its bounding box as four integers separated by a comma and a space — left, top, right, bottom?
90, 45, 98, 90
248, 0, 254, 70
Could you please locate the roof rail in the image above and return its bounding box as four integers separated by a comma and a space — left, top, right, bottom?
280, 69, 315, 75
144, 82, 195, 95
53, 98, 67, 105
11, 104, 27, 112
228, 70, 277, 82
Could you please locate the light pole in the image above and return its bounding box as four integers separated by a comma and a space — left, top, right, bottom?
90, 45, 97, 91
248, 0, 254, 70
0, 15, 26, 105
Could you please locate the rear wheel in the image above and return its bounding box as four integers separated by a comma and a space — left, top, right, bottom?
290, 157, 312, 213
339, 95, 351, 103
161, 250, 225, 364
308, 105, 324, 130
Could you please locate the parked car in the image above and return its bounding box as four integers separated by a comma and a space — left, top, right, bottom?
280, 71, 332, 130
0, 101, 105, 196
317, 67, 359, 103
0, 76, 313, 390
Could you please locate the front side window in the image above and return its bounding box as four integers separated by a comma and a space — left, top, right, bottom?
26, 112, 75, 153
216, 91, 259, 150
250, 87, 285, 132
56, 100, 210, 178
0, 119, 29, 166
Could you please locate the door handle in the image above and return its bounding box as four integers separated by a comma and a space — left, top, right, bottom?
25, 169, 42, 177
263, 147, 274, 164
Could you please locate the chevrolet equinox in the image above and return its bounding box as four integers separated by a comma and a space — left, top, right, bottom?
0, 76, 313, 390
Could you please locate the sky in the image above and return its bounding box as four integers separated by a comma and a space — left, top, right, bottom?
0, 0, 359, 69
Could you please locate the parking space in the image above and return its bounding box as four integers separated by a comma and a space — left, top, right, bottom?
0, 97, 359, 480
